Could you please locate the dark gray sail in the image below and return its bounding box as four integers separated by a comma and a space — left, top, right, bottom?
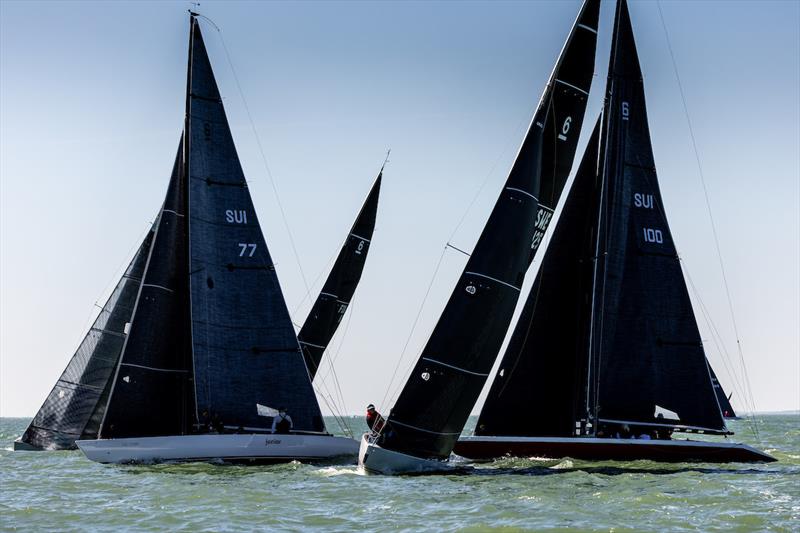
185, 18, 325, 432
298, 172, 382, 379
530, 0, 601, 262
100, 139, 194, 438
475, 119, 602, 438
16, 227, 155, 450
709, 363, 737, 418
589, 0, 726, 433
377, 1, 599, 461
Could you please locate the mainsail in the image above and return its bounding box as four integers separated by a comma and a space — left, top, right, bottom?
589, 0, 725, 433
476, 0, 726, 438
18, 225, 155, 449
297, 172, 382, 379
100, 15, 325, 438
377, 0, 600, 461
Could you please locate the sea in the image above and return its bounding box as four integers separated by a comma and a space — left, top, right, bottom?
1, 414, 797, 531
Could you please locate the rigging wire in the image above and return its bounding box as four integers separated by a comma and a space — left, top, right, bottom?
203, 18, 314, 307
656, 1, 760, 439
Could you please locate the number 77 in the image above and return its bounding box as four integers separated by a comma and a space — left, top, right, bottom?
238, 243, 257, 257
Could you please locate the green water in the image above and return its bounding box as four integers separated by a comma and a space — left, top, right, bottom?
1, 415, 797, 531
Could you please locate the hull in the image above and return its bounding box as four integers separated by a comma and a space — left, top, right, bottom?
358, 433, 457, 475
12, 439, 47, 451
76, 433, 359, 465
454, 436, 776, 463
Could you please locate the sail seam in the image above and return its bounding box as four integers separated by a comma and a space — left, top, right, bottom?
555, 78, 589, 95
320, 292, 338, 299
299, 340, 327, 349
89, 327, 126, 338
162, 209, 185, 217
464, 271, 521, 292
121, 363, 189, 373
421, 357, 489, 377
578, 23, 598, 34
141, 283, 174, 293
350, 233, 371, 243
389, 419, 461, 435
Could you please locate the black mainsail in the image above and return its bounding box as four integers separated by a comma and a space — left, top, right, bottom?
16, 227, 155, 450
376, 0, 601, 461
475, 0, 727, 439
99, 15, 325, 438
297, 172, 382, 380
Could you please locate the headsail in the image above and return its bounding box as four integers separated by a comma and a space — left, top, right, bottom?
298, 171, 382, 379
377, 0, 601, 461
476, 118, 603, 438
101, 139, 194, 438
17, 226, 155, 449
589, 0, 726, 433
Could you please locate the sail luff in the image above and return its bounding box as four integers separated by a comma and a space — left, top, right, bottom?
297, 171, 382, 379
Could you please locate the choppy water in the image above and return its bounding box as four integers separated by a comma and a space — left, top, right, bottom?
1, 415, 798, 531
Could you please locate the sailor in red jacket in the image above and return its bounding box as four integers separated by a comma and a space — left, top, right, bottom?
365, 404, 385, 433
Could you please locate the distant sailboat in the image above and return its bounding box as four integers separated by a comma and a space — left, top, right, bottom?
298, 170, 382, 380
455, 0, 773, 463
68, 13, 358, 464
360, 0, 600, 474
709, 363, 738, 419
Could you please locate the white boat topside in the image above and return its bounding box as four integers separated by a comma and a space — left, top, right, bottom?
76, 433, 359, 464
358, 433, 459, 475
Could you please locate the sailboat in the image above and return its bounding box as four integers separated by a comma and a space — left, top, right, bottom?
359, 0, 601, 474
67, 13, 359, 464
15, 163, 380, 453
454, 0, 774, 464
709, 363, 738, 419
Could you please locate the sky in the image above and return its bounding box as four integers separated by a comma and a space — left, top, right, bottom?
1, 0, 798, 419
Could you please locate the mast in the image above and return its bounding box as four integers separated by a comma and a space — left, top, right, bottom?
376, 0, 600, 462
297, 170, 382, 380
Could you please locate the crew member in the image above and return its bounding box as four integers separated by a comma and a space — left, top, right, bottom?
366, 404, 385, 433
272, 408, 293, 434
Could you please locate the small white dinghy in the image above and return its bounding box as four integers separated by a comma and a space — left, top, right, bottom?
78, 433, 359, 465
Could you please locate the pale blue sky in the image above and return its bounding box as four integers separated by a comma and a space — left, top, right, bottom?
1, 1, 798, 418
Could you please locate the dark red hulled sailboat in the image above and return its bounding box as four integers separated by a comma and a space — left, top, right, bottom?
455, 0, 774, 464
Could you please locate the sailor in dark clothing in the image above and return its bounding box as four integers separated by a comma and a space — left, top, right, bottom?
272, 408, 293, 434
365, 404, 385, 433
